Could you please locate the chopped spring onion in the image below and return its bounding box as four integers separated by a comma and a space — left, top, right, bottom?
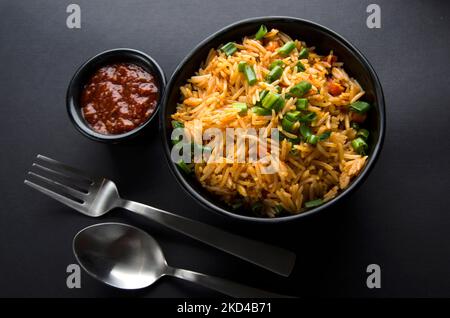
255, 25, 268, 40
273, 205, 284, 214
251, 106, 272, 116
300, 125, 311, 138
295, 98, 308, 110
238, 61, 247, 72
299, 112, 317, 122
306, 134, 319, 145
243, 64, 257, 85
305, 198, 323, 208
275, 85, 282, 93
282, 117, 297, 133
266, 65, 283, 82
261, 91, 284, 111
220, 42, 237, 56
318, 131, 331, 141
350, 101, 371, 113
299, 47, 309, 59
285, 111, 301, 122
232, 102, 247, 115
296, 61, 305, 72
269, 60, 284, 70
351, 122, 360, 130
177, 160, 192, 174
278, 41, 296, 56
289, 80, 312, 97
351, 137, 368, 155
357, 129, 369, 140
171, 120, 184, 129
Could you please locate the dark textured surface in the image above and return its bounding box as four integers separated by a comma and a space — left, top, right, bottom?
0, 0, 449, 297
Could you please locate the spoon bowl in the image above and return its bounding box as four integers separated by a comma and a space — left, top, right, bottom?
73, 222, 291, 297
73, 223, 166, 289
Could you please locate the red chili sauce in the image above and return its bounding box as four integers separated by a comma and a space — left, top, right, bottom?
81, 63, 159, 135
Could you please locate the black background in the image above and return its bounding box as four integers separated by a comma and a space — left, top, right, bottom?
0, 0, 449, 298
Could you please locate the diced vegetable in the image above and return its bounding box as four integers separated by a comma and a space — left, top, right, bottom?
300, 125, 311, 138
255, 25, 268, 40
274, 85, 282, 93
285, 111, 301, 122
282, 117, 297, 133
177, 160, 192, 174
243, 64, 257, 85
269, 60, 284, 70
295, 98, 308, 110
289, 80, 312, 97
298, 112, 317, 122
357, 129, 369, 140
350, 101, 371, 114
299, 47, 309, 59
232, 102, 247, 115
266, 65, 283, 82
278, 41, 296, 56
351, 122, 360, 130
261, 91, 284, 112
251, 106, 272, 116
318, 131, 331, 141
305, 198, 323, 208
238, 61, 247, 72
220, 42, 238, 56
296, 61, 305, 72
351, 137, 368, 155
306, 134, 318, 145
327, 80, 344, 96
171, 120, 184, 129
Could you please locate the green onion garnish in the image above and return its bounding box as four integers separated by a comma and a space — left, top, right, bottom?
318, 131, 331, 141
285, 111, 301, 122
351, 122, 360, 130
351, 137, 368, 155
269, 60, 284, 70
251, 106, 272, 116
306, 134, 319, 145
289, 80, 312, 97
220, 42, 238, 56
238, 61, 247, 72
296, 61, 305, 72
171, 120, 184, 129
300, 125, 311, 138
357, 129, 369, 140
299, 112, 317, 122
243, 64, 257, 85
266, 65, 283, 82
277, 41, 296, 56
255, 25, 268, 40
282, 117, 297, 133
295, 98, 308, 110
299, 47, 309, 59
350, 101, 371, 114
177, 160, 192, 174
305, 198, 323, 208
232, 102, 247, 115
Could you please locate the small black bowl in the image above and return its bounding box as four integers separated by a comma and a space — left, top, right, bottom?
67, 48, 166, 142
161, 17, 385, 223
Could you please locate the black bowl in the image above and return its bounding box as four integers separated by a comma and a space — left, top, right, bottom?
67, 48, 166, 143
161, 17, 385, 223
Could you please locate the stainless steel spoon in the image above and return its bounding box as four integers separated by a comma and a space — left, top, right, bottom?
73, 223, 289, 298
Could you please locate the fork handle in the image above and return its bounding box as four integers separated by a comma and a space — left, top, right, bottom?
121, 200, 295, 277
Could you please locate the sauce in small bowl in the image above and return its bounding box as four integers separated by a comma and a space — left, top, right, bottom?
67, 49, 165, 142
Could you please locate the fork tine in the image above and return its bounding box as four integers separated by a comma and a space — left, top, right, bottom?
31, 163, 90, 192
24, 179, 86, 212
36, 154, 94, 183
27, 171, 87, 202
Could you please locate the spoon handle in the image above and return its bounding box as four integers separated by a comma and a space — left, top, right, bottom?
169, 267, 290, 298
121, 200, 295, 277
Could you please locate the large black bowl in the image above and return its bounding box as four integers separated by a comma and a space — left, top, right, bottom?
161, 17, 385, 223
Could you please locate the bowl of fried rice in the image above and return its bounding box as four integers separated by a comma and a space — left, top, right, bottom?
161, 17, 385, 222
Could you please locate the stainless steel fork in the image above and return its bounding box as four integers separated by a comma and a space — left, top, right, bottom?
24, 155, 296, 277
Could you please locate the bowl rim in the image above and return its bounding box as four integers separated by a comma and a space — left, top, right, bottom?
67, 48, 166, 142
161, 16, 386, 223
